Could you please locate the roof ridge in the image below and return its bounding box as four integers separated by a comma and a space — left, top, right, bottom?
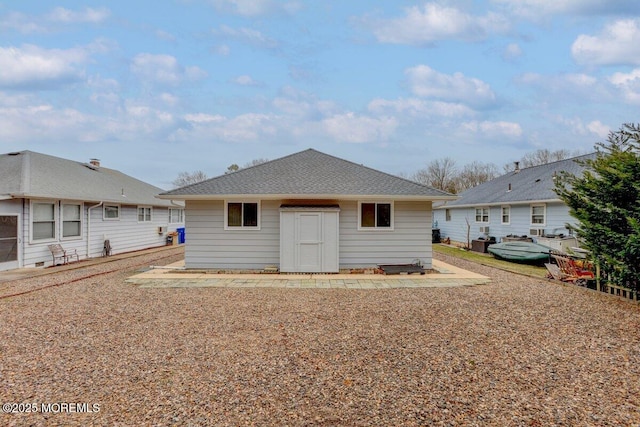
309, 149, 454, 196
176, 149, 316, 191
21, 151, 31, 195
514, 152, 597, 172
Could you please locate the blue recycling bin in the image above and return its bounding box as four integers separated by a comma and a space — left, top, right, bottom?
177, 227, 186, 244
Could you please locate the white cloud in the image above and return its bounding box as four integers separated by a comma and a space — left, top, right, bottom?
183, 112, 278, 142
405, 65, 496, 107
322, 113, 398, 143
365, 3, 509, 45
130, 53, 207, 85
516, 72, 610, 102
213, 25, 279, 49
155, 30, 177, 42
232, 75, 262, 86
0, 44, 89, 88
608, 68, 640, 103
587, 120, 610, 138
572, 19, 640, 66
0, 12, 46, 33
213, 44, 231, 56
272, 86, 337, 119
502, 43, 522, 61
0, 7, 110, 34
548, 115, 612, 139
492, 0, 640, 18
210, 0, 300, 17
46, 7, 110, 24
462, 120, 523, 138
367, 98, 475, 118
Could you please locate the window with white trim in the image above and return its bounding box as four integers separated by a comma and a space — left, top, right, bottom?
531, 204, 546, 225
137, 206, 152, 222
445, 209, 451, 222
62, 203, 82, 238
104, 204, 120, 220
501, 206, 510, 225
32, 201, 56, 240
169, 208, 184, 224
225, 201, 259, 229
358, 202, 393, 229
475, 207, 489, 223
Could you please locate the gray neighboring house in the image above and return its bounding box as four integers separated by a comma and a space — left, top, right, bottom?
0, 150, 185, 271
158, 149, 456, 272
433, 153, 596, 246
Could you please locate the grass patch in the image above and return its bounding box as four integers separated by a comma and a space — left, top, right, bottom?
434, 244, 549, 278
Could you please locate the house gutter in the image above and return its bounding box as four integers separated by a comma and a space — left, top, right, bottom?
156, 194, 459, 202
87, 202, 103, 258
433, 198, 564, 209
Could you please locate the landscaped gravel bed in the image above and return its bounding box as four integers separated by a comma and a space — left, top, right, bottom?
1, 251, 639, 426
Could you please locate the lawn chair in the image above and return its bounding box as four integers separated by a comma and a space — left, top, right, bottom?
47, 244, 79, 266
547, 253, 594, 286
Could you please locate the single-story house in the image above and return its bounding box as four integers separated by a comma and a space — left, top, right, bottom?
0, 150, 184, 271
158, 149, 456, 273
433, 153, 596, 249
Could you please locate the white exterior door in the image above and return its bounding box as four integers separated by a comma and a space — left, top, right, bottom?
297, 213, 322, 272
280, 208, 339, 273
0, 215, 19, 271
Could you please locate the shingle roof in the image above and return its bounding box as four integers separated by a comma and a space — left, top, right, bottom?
160, 148, 455, 200
0, 150, 176, 206
441, 153, 597, 207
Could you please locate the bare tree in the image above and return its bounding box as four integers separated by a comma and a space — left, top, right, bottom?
504, 148, 581, 172
172, 170, 208, 188
412, 157, 458, 193
243, 158, 269, 168
226, 158, 269, 174
455, 161, 498, 193
225, 164, 239, 174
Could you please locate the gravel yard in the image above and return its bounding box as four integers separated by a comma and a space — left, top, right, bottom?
1, 249, 639, 426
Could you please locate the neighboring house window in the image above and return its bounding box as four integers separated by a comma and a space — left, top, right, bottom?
531, 204, 546, 225
359, 202, 393, 229
475, 207, 489, 223
32, 201, 56, 240
501, 206, 510, 225
445, 209, 451, 222
169, 208, 184, 223
137, 206, 152, 222
62, 203, 82, 238
104, 204, 120, 220
225, 202, 259, 229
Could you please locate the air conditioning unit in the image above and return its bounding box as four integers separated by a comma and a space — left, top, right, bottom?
479, 226, 490, 233
158, 226, 167, 234
529, 228, 544, 236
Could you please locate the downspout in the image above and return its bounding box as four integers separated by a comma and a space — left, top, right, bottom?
87, 202, 103, 259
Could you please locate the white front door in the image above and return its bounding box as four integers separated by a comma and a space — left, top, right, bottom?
297, 212, 322, 272
280, 208, 339, 273
0, 215, 19, 271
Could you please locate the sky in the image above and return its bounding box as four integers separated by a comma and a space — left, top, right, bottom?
1, 0, 640, 189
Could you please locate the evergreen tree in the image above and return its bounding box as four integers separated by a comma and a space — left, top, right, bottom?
555, 123, 640, 294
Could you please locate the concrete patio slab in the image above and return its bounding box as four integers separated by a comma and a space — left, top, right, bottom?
126, 259, 490, 289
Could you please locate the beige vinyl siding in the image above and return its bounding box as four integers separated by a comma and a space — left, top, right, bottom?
22, 200, 88, 268
184, 200, 280, 269
17, 200, 179, 268
435, 202, 577, 244
89, 205, 170, 257
339, 200, 433, 269
184, 199, 433, 270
